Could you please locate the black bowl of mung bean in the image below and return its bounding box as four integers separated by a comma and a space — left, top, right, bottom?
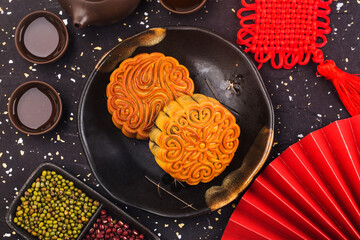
5, 162, 159, 240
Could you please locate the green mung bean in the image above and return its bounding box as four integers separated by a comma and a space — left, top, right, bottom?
14, 170, 99, 240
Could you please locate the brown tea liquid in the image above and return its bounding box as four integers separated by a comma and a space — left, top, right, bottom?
162, 0, 204, 12
13, 87, 58, 131
18, 16, 63, 61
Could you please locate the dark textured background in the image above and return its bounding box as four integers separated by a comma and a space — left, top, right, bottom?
0, 0, 359, 239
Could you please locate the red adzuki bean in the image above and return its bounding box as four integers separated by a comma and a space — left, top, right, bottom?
83, 209, 146, 240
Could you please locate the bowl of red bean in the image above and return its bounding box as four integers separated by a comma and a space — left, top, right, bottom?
84, 209, 145, 240
5, 162, 159, 240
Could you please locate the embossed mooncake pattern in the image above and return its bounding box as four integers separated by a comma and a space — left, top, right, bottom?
149, 94, 240, 185
106, 52, 194, 139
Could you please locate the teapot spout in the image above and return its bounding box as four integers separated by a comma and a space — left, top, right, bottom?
73, 21, 84, 29
72, 11, 89, 29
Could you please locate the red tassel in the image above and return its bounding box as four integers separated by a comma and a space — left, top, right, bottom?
317, 60, 360, 116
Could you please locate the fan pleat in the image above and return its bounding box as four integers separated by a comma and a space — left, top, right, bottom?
222, 219, 269, 240
222, 115, 360, 240
325, 121, 360, 204
264, 159, 346, 239
243, 184, 326, 240
299, 132, 360, 238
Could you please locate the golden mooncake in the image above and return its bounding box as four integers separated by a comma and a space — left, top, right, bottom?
106, 52, 195, 139
149, 94, 240, 185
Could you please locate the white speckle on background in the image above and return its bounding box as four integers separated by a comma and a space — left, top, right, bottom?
17, 138, 23, 144
336, 2, 344, 10
5, 168, 12, 175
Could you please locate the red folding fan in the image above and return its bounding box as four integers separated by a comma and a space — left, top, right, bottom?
237, 0, 360, 116
222, 114, 360, 239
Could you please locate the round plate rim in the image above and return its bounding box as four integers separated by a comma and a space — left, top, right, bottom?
77, 26, 275, 218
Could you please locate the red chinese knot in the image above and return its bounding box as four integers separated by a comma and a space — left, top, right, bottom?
237, 0, 332, 69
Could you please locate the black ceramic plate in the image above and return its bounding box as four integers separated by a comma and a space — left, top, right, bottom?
78, 27, 274, 218
5, 162, 159, 240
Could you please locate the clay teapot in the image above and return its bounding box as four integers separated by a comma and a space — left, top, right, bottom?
58, 0, 141, 28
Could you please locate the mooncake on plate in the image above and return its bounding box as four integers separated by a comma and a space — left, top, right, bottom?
106, 52, 195, 139
149, 94, 241, 185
